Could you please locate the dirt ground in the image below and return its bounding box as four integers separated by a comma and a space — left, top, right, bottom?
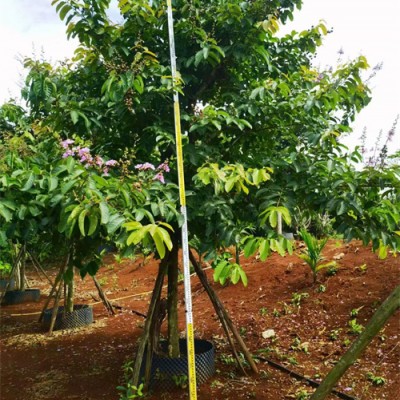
1, 240, 399, 400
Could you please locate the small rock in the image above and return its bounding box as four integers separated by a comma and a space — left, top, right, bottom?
333, 253, 345, 260
262, 329, 276, 339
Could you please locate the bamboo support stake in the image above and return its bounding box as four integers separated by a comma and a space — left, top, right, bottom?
92, 276, 115, 315
131, 259, 168, 387
28, 251, 53, 286
189, 249, 258, 374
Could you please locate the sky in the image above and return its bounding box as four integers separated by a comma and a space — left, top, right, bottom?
0, 0, 399, 154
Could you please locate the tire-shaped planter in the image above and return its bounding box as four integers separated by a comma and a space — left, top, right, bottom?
1, 288, 40, 305
42, 305, 93, 331
140, 339, 215, 390
0, 278, 16, 292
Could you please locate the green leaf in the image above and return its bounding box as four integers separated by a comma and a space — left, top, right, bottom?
49, 176, 58, 192
238, 267, 248, 287
78, 209, 88, 236
88, 213, 98, 236
22, 172, 35, 191
259, 239, 270, 261
244, 238, 258, 257
231, 265, 240, 284
0, 204, 12, 222
152, 230, 166, 258
99, 201, 110, 224
70, 110, 79, 124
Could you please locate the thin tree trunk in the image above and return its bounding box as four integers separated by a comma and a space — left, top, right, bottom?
131, 259, 168, 388
66, 277, 74, 313
311, 285, 400, 400
189, 249, 258, 374
20, 244, 26, 291
168, 244, 180, 358
235, 244, 240, 265
277, 212, 283, 235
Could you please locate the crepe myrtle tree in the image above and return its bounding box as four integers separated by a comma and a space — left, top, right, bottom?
0, 108, 175, 313
2, 0, 399, 387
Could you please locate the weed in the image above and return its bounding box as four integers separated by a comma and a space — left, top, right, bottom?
356, 263, 368, 273
295, 388, 311, 400
272, 308, 281, 317
259, 307, 268, 316
291, 292, 309, 307
291, 337, 309, 353
116, 361, 144, 399
287, 356, 298, 365
329, 329, 341, 341
317, 284, 326, 293
326, 264, 338, 276
299, 230, 337, 283
98, 277, 108, 286
239, 326, 247, 337
366, 372, 386, 386
350, 306, 364, 317
220, 353, 236, 365
348, 319, 364, 335
172, 374, 188, 389
259, 370, 270, 379
281, 302, 293, 315
342, 338, 352, 347
210, 380, 223, 389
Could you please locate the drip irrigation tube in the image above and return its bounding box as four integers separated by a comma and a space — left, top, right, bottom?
255, 355, 357, 400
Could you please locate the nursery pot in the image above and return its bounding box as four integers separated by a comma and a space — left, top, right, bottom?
0, 278, 16, 292
1, 288, 40, 305
42, 304, 93, 331
140, 339, 215, 391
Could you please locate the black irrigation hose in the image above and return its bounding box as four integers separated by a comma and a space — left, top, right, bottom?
254, 355, 357, 400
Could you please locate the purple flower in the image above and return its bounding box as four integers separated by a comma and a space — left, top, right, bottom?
95, 156, 104, 167
153, 172, 165, 184
62, 149, 74, 158
105, 159, 118, 167
78, 147, 91, 157
61, 139, 74, 149
103, 167, 109, 176
157, 161, 170, 172
135, 162, 155, 171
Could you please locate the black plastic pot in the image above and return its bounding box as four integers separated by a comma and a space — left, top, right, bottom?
140, 339, 215, 390
1, 288, 40, 305
42, 304, 93, 331
0, 278, 16, 292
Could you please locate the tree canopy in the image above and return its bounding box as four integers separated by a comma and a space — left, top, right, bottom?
1, 0, 399, 275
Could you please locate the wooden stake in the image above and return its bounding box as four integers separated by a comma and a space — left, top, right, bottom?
92, 276, 115, 315
189, 249, 258, 374
131, 258, 168, 387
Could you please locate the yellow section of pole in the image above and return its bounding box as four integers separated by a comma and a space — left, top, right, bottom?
166, 1, 197, 399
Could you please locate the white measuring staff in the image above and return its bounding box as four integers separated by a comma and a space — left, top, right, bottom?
166, 1, 197, 399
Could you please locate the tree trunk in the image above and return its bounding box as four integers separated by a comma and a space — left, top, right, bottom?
168, 244, 180, 358
20, 244, 26, 291
311, 285, 400, 400
235, 244, 240, 265
277, 212, 283, 235
66, 274, 74, 313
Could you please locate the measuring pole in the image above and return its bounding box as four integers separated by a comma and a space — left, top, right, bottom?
166, 1, 197, 399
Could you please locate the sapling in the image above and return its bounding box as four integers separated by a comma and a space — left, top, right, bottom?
299, 230, 337, 283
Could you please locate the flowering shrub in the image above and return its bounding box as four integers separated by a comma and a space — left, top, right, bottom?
61, 139, 118, 175
134, 160, 170, 184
